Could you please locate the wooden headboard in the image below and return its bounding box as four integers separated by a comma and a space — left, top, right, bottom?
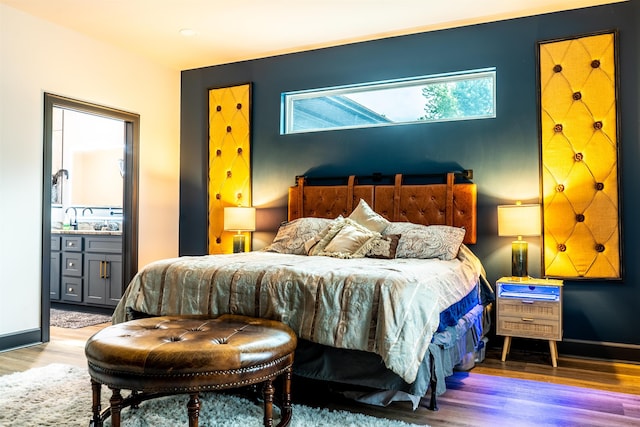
288, 171, 477, 244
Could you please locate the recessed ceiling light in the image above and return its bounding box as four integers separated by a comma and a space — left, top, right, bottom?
179, 28, 196, 37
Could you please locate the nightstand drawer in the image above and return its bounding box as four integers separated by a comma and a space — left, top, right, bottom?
497, 316, 562, 340
498, 299, 560, 320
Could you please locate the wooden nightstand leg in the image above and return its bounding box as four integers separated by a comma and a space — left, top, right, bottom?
549, 340, 558, 368
501, 336, 511, 362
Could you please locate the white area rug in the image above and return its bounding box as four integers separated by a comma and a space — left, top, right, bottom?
0, 364, 424, 427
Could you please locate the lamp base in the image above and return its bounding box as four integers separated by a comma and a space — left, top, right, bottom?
511, 240, 528, 278
232, 234, 245, 253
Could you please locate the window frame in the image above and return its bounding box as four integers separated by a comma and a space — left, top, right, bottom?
281, 67, 496, 135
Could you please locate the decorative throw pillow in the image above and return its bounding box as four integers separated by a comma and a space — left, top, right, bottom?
348, 199, 390, 233
385, 222, 466, 260
305, 216, 346, 255
366, 234, 401, 259
263, 217, 334, 255
315, 218, 379, 259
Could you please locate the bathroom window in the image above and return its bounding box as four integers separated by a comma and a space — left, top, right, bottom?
281, 68, 496, 134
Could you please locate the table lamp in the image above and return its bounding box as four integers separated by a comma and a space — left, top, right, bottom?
497, 202, 541, 278
224, 206, 256, 253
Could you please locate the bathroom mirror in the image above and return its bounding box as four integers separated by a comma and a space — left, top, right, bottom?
51, 107, 124, 208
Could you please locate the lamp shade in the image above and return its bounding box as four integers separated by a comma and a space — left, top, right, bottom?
497, 204, 541, 237
224, 207, 256, 232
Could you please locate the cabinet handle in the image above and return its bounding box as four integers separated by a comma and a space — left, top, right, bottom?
68, 262, 74, 268
99, 261, 110, 279
522, 300, 535, 304
521, 317, 535, 322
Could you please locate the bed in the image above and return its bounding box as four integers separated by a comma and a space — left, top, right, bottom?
112, 171, 494, 410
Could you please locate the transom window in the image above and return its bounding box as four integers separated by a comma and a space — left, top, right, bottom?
281, 68, 496, 134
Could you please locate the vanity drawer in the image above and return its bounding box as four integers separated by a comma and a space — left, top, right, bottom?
62, 236, 83, 252
85, 236, 122, 253
62, 252, 83, 277
61, 277, 83, 303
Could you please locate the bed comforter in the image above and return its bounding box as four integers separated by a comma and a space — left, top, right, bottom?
112, 245, 484, 384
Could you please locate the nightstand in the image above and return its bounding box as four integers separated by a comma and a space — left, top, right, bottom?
496, 276, 564, 367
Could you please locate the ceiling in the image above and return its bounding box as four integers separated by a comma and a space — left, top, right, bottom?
1, 0, 625, 71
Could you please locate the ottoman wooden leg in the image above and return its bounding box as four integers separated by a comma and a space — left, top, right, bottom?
279, 367, 293, 427
187, 393, 200, 427
131, 390, 141, 409
109, 388, 123, 427
90, 379, 103, 426
263, 379, 275, 427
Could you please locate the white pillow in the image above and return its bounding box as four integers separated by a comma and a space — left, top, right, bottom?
306, 216, 346, 255
348, 199, 390, 233
315, 218, 380, 259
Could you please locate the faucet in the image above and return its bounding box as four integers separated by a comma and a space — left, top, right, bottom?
82, 207, 94, 216
65, 207, 78, 230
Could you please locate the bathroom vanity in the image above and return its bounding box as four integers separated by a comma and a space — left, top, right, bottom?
50, 230, 123, 307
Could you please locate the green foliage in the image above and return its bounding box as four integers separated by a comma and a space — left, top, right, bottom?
420, 77, 494, 121
421, 84, 457, 120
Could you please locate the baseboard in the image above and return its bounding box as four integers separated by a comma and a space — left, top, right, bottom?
559, 339, 640, 363
0, 329, 42, 353
488, 333, 640, 364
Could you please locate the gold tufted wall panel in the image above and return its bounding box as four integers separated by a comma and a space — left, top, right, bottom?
539, 32, 620, 279
208, 84, 252, 254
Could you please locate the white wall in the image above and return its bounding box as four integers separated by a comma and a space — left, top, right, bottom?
0, 4, 180, 337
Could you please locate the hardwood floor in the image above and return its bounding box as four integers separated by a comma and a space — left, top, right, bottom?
0, 324, 107, 375
1, 325, 639, 426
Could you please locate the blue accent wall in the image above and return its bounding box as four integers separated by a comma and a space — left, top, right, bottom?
180, 2, 640, 351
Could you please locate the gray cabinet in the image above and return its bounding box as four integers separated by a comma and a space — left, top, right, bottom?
84, 236, 123, 307
50, 236, 61, 300
51, 233, 123, 307
84, 253, 123, 306
61, 235, 83, 302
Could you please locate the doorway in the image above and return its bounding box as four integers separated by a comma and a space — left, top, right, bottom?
41, 93, 139, 342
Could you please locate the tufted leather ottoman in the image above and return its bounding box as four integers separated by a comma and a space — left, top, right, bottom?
85, 314, 297, 427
